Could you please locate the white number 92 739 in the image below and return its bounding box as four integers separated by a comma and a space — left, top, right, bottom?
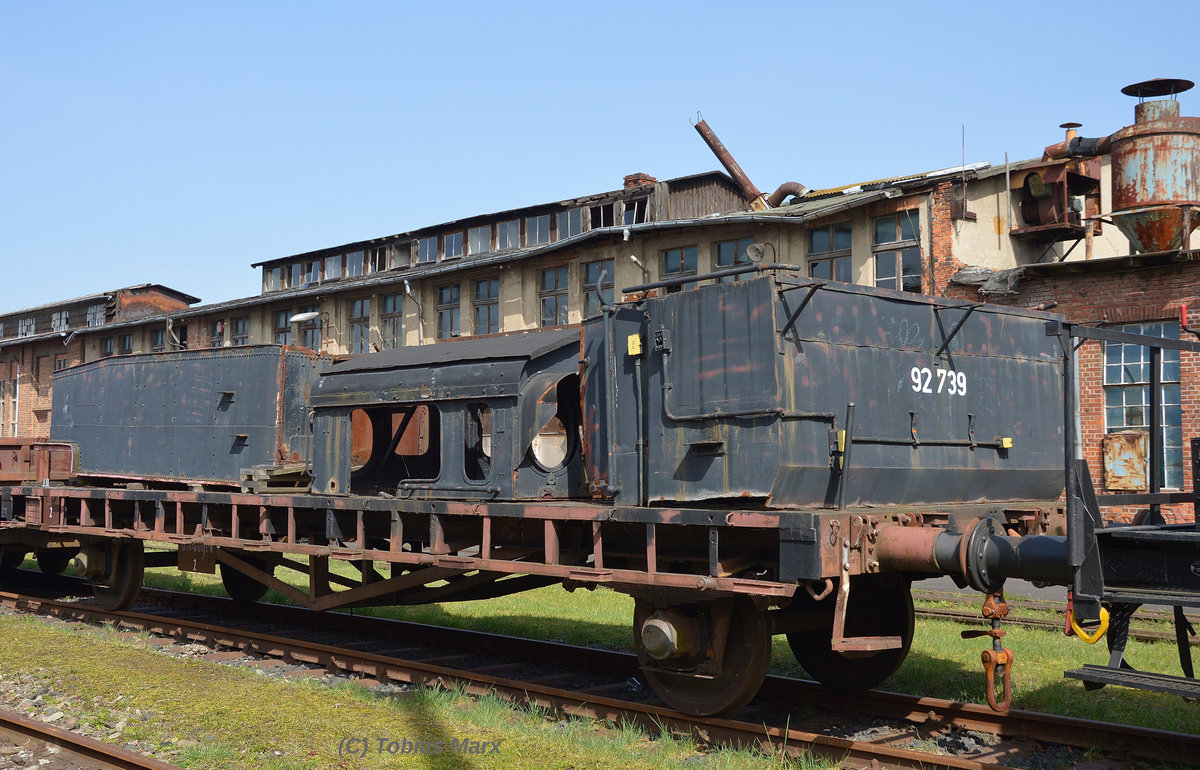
910, 366, 967, 396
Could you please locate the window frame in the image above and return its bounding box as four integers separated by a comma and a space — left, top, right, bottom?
473, 277, 500, 335
526, 215, 550, 246
230, 317, 249, 346
497, 220, 520, 251
437, 284, 461, 339
1103, 321, 1184, 489
297, 305, 320, 350
589, 202, 615, 229
808, 222, 853, 283
623, 197, 648, 225
715, 237, 754, 283
349, 298, 371, 355
273, 310, 292, 346
417, 237, 438, 264
661, 245, 698, 292
583, 259, 614, 317
556, 209, 582, 241
872, 211, 922, 293
468, 225, 492, 256
539, 266, 569, 327
443, 231, 464, 260
381, 293, 404, 349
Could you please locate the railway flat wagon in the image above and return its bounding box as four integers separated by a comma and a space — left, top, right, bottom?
0, 266, 1196, 716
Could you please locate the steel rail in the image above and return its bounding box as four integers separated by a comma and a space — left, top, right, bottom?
2, 588, 1197, 767
0, 590, 1000, 770
0, 708, 181, 770
912, 589, 1200, 643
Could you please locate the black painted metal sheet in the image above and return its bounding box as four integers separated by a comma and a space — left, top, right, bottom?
50, 345, 323, 484
582, 274, 1066, 509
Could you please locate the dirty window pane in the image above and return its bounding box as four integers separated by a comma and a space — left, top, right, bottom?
662, 246, 697, 276
809, 260, 830, 280
900, 248, 922, 292
381, 293, 403, 349
874, 215, 897, 245
474, 278, 499, 335
556, 209, 582, 240
716, 238, 753, 268
437, 284, 460, 338
833, 256, 851, 282
469, 226, 491, 255
539, 267, 568, 326
497, 220, 520, 250
809, 228, 831, 254
526, 215, 550, 245
584, 259, 614, 317
325, 256, 342, 280
873, 252, 896, 285
899, 211, 919, 241
417, 238, 437, 263
444, 231, 463, 259
833, 222, 852, 251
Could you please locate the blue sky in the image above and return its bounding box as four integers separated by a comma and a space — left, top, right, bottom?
2, 1, 1196, 312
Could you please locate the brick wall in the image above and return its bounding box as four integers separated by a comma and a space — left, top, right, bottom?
967, 262, 1200, 523
0, 339, 85, 439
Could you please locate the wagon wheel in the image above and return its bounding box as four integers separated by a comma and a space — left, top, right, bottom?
92, 541, 145, 611
36, 548, 77, 576
786, 575, 914, 693
633, 596, 770, 716
0, 551, 26, 572
220, 552, 275, 603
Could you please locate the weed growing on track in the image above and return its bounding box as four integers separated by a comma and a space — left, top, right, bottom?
130, 556, 1200, 735
0, 611, 854, 769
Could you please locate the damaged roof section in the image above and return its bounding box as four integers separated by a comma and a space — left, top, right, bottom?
954, 249, 1200, 297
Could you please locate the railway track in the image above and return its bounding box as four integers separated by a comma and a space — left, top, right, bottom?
0, 578, 1196, 768
0, 707, 180, 770
913, 588, 1200, 643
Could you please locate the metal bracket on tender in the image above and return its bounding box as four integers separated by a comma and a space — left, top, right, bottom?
830, 537, 902, 652
932, 302, 982, 358
779, 281, 826, 340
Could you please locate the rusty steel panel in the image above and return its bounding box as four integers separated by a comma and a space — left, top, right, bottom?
0, 441, 75, 483
1108, 92, 1200, 252
1102, 430, 1149, 491
50, 345, 323, 485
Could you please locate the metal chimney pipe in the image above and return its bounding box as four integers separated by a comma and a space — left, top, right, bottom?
693, 118, 770, 210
